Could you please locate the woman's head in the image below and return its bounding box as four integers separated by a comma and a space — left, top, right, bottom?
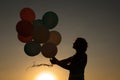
73, 37, 88, 52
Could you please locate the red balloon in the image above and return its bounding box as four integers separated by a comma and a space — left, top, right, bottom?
20, 8, 36, 23
17, 34, 32, 43
16, 20, 33, 37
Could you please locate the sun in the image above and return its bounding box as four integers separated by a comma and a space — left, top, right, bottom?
35, 72, 56, 80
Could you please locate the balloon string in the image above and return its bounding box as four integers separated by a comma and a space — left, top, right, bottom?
26, 62, 53, 70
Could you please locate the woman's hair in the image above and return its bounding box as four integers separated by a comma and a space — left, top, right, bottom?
75, 37, 88, 52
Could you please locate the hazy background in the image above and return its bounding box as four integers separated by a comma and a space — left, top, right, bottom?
0, 0, 120, 80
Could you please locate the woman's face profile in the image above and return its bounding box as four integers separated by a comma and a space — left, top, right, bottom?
73, 39, 78, 49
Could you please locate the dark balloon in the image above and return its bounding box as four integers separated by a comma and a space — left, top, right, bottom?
33, 25, 50, 43
33, 19, 43, 27
24, 41, 41, 56
42, 11, 58, 29
16, 20, 33, 37
20, 8, 36, 23
41, 43, 57, 58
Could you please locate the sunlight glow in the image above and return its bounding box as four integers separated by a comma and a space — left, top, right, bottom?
35, 72, 56, 80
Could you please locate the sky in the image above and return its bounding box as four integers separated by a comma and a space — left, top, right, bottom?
0, 0, 120, 80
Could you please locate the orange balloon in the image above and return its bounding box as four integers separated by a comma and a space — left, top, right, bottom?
17, 34, 32, 43
20, 8, 36, 23
47, 31, 62, 45
41, 43, 57, 58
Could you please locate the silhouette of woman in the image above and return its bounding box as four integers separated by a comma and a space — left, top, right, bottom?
50, 37, 88, 80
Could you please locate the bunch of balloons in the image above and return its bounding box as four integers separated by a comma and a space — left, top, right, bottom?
16, 8, 62, 58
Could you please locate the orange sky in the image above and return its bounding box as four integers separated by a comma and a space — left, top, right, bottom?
0, 0, 120, 80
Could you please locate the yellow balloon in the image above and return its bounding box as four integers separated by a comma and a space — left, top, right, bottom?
47, 31, 62, 45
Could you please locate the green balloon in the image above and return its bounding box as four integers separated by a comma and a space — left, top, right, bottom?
24, 41, 41, 57
33, 19, 43, 27
42, 11, 58, 29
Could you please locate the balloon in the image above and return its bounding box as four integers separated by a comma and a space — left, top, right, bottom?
33, 25, 50, 43
17, 34, 32, 43
20, 8, 36, 23
47, 31, 62, 45
24, 41, 41, 56
33, 19, 43, 27
42, 11, 58, 29
16, 20, 33, 37
41, 43, 57, 58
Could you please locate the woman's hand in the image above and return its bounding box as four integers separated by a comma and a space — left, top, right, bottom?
50, 57, 58, 64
